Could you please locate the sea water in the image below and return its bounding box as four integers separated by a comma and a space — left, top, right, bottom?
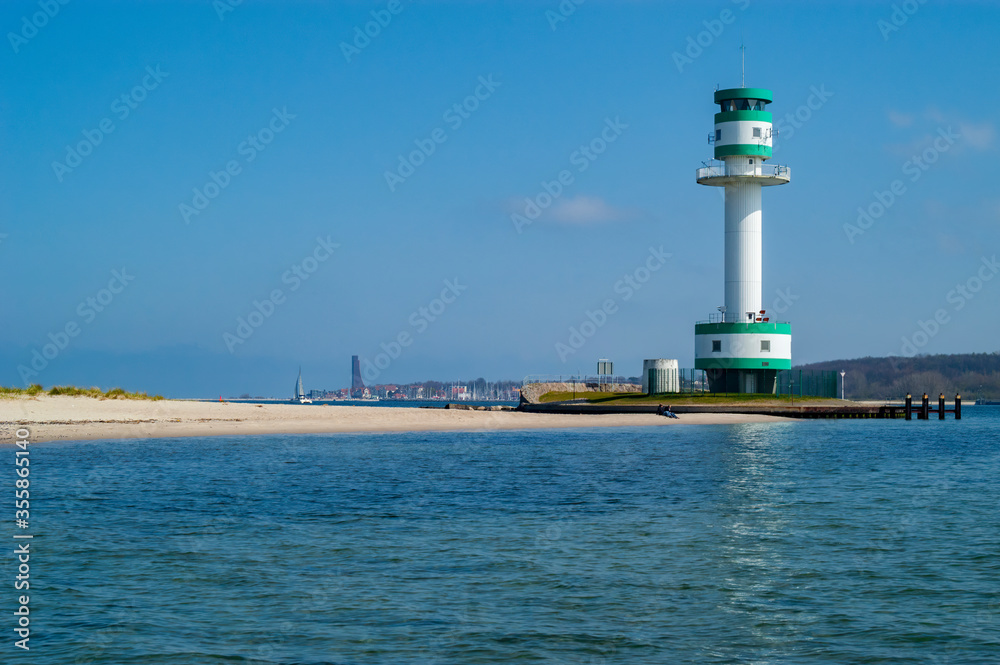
18, 408, 1000, 663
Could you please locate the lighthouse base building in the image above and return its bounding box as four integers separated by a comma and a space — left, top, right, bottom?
693, 86, 791, 394
695, 321, 791, 394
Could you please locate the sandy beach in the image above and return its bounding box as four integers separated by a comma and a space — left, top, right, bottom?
0, 396, 791, 443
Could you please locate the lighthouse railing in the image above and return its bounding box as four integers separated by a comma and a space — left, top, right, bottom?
695, 319, 790, 326
696, 162, 790, 179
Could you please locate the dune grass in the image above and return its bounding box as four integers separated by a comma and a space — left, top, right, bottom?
0, 384, 164, 400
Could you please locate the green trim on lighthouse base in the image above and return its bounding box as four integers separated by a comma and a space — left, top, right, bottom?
695, 357, 792, 371
696, 322, 791, 335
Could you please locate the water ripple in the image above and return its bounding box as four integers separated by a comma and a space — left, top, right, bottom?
23, 409, 1000, 663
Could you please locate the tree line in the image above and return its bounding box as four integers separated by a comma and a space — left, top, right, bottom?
797, 353, 1000, 400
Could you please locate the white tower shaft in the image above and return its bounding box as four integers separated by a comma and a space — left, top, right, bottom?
723, 156, 763, 322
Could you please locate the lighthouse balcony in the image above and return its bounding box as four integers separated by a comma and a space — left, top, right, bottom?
696, 161, 791, 187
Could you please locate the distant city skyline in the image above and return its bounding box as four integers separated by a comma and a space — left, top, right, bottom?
3, 1, 998, 397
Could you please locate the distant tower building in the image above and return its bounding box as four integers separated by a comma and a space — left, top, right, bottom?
694, 84, 792, 393
351, 355, 366, 397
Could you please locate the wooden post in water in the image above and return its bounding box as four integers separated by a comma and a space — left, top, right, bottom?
905, 394, 912, 420
921, 393, 929, 420
939, 393, 946, 420
955, 394, 962, 420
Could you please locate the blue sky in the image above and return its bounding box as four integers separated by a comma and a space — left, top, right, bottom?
2, 0, 998, 397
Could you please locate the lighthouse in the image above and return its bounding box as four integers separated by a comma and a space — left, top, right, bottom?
694, 85, 791, 394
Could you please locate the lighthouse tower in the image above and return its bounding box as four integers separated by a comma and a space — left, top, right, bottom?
694, 85, 791, 394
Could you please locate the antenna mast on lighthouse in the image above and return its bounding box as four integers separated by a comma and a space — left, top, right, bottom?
740, 41, 745, 87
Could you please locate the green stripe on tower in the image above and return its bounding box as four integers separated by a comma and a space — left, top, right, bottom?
695, 358, 793, 370
714, 144, 772, 158
696, 322, 791, 335
714, 87, 773, 104
715, 110, 772, 123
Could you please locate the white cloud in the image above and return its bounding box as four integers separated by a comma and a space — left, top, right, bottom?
502, 194, 641, 229
935, 233, 965, 256
547, 196, 629, 224
958, 121, 995, 150
885, 107, 996, 157
924, 107, 948, 124
887, 110, 914, 127
924, 107, 994, 150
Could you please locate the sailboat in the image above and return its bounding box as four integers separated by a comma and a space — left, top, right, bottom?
292, 367, 312, 404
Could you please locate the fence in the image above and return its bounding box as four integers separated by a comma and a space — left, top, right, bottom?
775, 369, 838, 398
521, 374, 628, 390
523, 369, 838, 398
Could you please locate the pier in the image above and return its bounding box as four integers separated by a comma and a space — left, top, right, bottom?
519, 402, 902, 419
520, 396, 964, 420
904, 393, 962, 420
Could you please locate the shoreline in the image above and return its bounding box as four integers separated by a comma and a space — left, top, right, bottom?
0, 396, 792, 443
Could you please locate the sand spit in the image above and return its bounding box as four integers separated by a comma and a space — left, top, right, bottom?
0, 396, 791, 443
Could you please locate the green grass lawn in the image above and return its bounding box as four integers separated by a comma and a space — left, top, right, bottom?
538, 391, 837, 405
